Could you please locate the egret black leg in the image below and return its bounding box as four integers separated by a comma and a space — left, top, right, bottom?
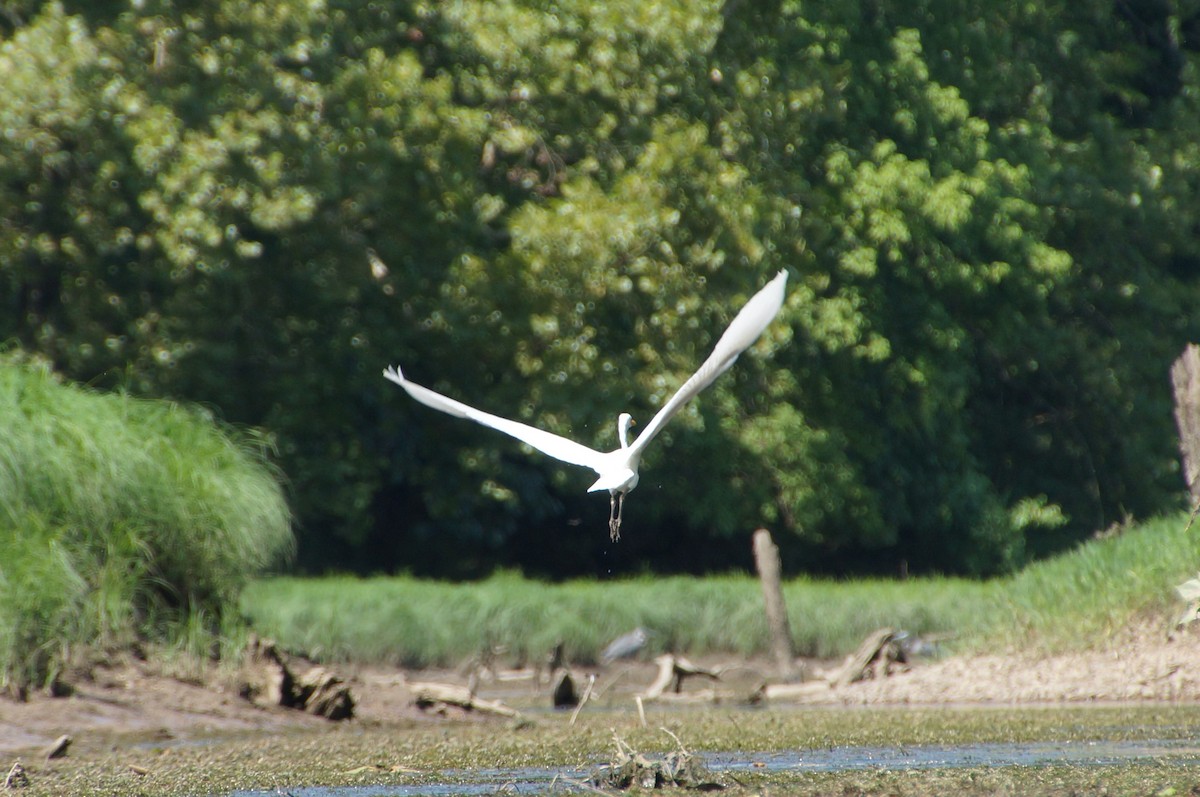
608, 492, 620, 541
610, 492, 625, 542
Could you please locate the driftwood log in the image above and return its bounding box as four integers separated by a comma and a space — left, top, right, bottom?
242, 636, 355, 720
755, 680, 831, 701
831, 627, 906, 687
640, 655, 721, 700
407, 681, 520, 718
43, 735, 71, 761
295, 667, 356, 720
755, 627, 910, 702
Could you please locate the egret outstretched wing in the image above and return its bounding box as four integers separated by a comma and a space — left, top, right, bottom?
628, 269, 788, 457
384, 269, 789, 540
383, 366, 607, 471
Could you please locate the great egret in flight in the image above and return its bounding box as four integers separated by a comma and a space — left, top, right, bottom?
384, 270, 788, 540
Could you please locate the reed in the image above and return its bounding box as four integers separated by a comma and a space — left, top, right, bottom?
243, 512, 1198, 667
242, 570, 991, 667
0, 356, 293, 693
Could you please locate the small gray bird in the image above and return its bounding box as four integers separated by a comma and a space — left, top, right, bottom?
600, 626, 649, 665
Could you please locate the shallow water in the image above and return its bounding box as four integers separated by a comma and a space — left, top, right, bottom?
711, 738, 1200, 772
228, 738, 1200, 796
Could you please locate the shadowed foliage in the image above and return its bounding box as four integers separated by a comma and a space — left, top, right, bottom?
2, 0, 1199, 576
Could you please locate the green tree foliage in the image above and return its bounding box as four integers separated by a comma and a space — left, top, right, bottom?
2, 0, 1199, 576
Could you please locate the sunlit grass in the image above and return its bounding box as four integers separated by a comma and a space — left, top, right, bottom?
244, 512, 1199, 667
0, 355, 293, 693
242, 570, 993, 667
988, 513, 1200, 649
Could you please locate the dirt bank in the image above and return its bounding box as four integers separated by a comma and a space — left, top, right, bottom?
2, 625, 1199, 759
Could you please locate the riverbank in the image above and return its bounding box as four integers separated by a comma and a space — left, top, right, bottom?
4, 621, 1199, 759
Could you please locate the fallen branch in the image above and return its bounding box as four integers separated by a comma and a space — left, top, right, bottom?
640, 655, 721, 700
753, 628, 913, 703
407, 681, 520, 718
831, 627, 906, 688
755, 681, 830, 701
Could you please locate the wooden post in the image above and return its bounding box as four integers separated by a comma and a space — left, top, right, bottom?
753, 529, 799, 682
1171, 344, 1200, 503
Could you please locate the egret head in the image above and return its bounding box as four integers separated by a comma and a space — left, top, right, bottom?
617, 412, 636, 449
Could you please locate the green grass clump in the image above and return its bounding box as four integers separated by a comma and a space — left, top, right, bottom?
0, 355, 293, 693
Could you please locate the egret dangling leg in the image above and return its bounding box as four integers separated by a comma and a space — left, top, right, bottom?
615, 492, 626, 539
608, 492, 621, 541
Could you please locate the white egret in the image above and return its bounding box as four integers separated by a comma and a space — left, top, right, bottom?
384, 270, 788, 540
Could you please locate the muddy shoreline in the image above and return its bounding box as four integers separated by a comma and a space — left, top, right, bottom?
3, 624, 1200, 760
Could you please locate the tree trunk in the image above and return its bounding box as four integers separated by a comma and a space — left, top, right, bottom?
753, 528, 800, 682
1171, 344, 1200, 502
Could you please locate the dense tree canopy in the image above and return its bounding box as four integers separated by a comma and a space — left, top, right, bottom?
3, 0, 1200, 577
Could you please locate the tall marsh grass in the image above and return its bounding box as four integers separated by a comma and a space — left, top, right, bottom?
0, 356, 293, 693
242, 571, 994, 668
243, 512, 1199, 668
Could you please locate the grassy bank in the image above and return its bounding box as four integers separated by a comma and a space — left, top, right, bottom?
243, 512, 1198, 668
993, 513, 1199, 648
0, 355, 293, 693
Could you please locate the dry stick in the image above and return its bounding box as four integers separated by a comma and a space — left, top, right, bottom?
635, 696, 647, 727
568, 674, 596, 726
